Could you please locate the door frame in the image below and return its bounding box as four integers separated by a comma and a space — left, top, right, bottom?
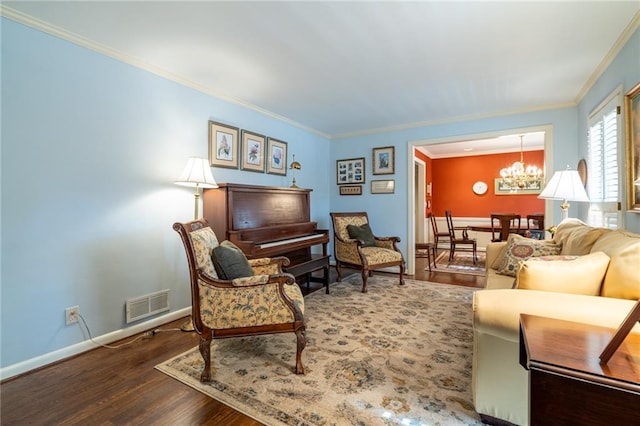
405, 125, 554, 275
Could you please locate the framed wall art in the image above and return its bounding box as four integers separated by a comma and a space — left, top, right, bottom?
339, 185, 362, 196
208, 120, 239, 169
494, 178, 543, 195
371, 179, 395, 194
337, 157, 365, 184
625, 81, 640, 212
266, 137, 288, 175
373, 146, 395, 175
240, 130, 266, 173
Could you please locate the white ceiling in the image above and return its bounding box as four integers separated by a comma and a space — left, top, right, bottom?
3, 1, 639, 154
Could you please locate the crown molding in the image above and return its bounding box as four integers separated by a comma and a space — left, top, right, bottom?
575, 10, 640, 103
0, 5, 330, 140
331, 101, 575, 140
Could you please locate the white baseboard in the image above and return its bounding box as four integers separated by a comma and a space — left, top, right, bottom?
0, 307, 191, 381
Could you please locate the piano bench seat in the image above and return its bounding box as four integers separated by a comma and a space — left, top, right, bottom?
285, 254, 331, 294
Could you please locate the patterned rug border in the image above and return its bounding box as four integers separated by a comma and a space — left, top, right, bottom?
155, 275, 482, 426
433, 251, 486, 276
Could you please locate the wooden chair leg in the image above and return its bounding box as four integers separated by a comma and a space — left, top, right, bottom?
295, 327, 306, 375
361, 269, 369, 293
335, 261, 343, 282
398, 262, 405, 286
199, 332, 213, 383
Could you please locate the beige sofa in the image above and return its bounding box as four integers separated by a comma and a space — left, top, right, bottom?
472, 219, 640, 425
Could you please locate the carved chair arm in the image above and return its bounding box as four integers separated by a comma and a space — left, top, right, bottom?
197, 272, 304, 329
248, 256, 290, 275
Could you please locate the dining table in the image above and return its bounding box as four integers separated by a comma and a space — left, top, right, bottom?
468, 213, 524, 241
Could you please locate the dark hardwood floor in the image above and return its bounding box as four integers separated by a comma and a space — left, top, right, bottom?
0, 258, 485, 425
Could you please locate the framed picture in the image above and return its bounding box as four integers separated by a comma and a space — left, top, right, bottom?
494, 178, 543, 195
371, 179, 395, 194
208, 120, 239, 169
337, 157, 365, 185
240, 130, 266, 173
266, 138, 287, 175
625, 81, 640, 212
339, 185, 362, 196
373, 146, 395, 175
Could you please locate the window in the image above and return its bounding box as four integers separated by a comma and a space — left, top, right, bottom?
587, 89, 622, 229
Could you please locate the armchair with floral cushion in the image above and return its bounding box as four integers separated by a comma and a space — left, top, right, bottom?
173, 219, 306, 382
330, 212, 405, 293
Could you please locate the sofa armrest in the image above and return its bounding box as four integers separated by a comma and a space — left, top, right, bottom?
485, 241, 507, 271
473, 289, 640, 342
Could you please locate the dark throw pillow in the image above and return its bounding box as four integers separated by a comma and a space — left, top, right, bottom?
346, 223, 377, 247
212, 241, 253, 280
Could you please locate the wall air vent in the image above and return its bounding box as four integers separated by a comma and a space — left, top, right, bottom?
125, 289, 170, 323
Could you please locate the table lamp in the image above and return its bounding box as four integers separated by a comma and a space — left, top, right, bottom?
538, 166, 589, 221
174, 157, 218, 219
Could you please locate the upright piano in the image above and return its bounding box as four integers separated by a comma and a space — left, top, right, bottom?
202, 183, 330, 292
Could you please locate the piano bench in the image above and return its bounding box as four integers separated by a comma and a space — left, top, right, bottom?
284, 254, 331, 294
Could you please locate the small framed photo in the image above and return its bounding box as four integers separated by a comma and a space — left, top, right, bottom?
339, 185, 362, 196
240, 130, 266, 173
337, 157, 365, 184
266, 137, 288, 175
371, 179, 395, 194
373, 146, 395, 175
208, 120, 239, 169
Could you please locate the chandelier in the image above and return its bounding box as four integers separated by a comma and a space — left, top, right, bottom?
499, 135, 543, 189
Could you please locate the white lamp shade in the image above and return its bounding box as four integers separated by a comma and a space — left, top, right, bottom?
174, 157, 218, 188
538, 169, 589, 202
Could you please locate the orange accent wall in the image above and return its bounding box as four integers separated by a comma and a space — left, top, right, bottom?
417, 150, 545, 217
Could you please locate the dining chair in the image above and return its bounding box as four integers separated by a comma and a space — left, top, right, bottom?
490, 213, 521, 242
526, 213, 545, 230
429, 213, 450, 251
445, 210, 477, 263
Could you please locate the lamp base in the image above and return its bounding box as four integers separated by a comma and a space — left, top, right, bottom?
560, 200, 570, 222
180, 318, 195, 332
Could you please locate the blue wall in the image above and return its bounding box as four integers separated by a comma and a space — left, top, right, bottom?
1, 18, 329, 371
577, 28, 640, 230
2, 17, 638, 375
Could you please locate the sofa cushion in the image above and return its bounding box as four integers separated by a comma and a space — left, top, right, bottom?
496, 234, 561, 277
347, 223, 377, 247
592, 230, 640, 300
212, 240, 254, 280
516, 252, 610, 296
552, 218, 611, 255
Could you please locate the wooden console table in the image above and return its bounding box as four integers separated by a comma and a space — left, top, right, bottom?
519, 314, 640, 425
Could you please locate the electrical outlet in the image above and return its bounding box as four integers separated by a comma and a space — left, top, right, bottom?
65, 306, 79, 325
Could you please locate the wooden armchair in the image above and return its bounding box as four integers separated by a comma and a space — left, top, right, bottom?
172, 219, 306, 381
330, 212, 405, 293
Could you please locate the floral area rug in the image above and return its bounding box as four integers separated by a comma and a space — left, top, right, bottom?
155, 274, 482, 426
433, 251, 486, 276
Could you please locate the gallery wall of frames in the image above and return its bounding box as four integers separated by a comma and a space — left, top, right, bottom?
208, 120, 288, 176
337, 146, 396, 196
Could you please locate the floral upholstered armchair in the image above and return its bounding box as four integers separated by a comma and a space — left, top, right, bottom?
330, 212, 405, 293
173, 219, 306, 381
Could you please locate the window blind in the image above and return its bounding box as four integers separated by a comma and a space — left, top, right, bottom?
587, 91, 621, 229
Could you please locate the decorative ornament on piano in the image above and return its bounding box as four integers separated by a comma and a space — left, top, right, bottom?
290, 154, 302, 188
